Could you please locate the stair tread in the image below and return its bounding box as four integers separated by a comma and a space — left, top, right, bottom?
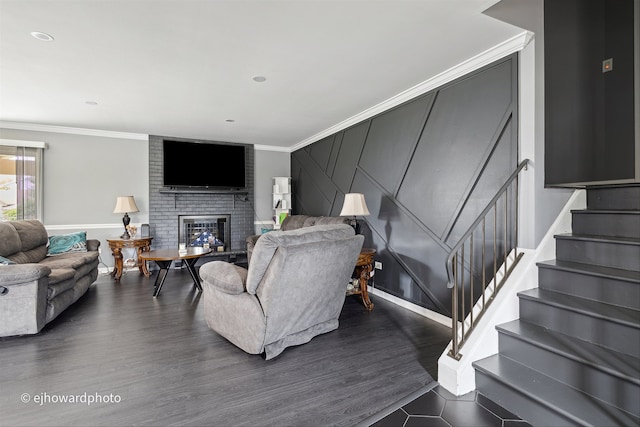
474, 354, 640, 426
497, 319, 640, 383
518, 288, 640, 327
571, 209, 640, 215
554, 233, 640, 245
536, 259, 640, 283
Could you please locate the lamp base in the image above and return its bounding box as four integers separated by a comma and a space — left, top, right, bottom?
121, 212, 131, 239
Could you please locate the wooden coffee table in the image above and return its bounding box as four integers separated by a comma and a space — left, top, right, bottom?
140, 247, 212, 297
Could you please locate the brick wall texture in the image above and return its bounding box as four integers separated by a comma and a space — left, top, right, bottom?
148, 135, 254, 251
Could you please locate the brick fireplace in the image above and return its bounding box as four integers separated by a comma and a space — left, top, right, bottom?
148, 136, 254, 251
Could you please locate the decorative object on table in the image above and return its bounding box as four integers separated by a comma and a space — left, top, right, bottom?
339, 193, 370, 234
127, 225, 138, 239
113, 196, 139, 239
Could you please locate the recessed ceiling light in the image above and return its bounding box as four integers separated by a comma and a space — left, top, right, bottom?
225, 119, 235, 123
252, 76, 267, 82
30, 31, 54, 42
85, 101, 98, 105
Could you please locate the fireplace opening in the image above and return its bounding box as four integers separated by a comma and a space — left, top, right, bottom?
179, 215, 230, 252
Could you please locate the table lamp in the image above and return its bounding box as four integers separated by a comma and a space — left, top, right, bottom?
113, 196, 139, 239
339, 193, 370, 234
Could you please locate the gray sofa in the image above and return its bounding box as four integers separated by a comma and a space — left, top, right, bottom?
246, 215, 351, 263
0, 220, 100, 337
201, 224, 363, 359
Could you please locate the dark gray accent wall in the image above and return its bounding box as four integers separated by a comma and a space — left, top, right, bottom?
149, 136, 254, 251
544, 0, 637, 186
291, 55, 519, 316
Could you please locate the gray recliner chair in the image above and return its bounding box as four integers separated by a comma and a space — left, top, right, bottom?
200, 224, 364, 360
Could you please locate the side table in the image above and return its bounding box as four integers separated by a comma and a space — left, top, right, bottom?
107, 237, 153, 281
348, 248, 375, 311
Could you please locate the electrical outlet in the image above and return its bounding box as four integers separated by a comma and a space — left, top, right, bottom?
375, 261, 382, 270
98, 247, 102, 254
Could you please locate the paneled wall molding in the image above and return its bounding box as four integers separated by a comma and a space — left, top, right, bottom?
441, 109, 514, 242
290, 31, 531, 152
0, 121, 148, 141
292, 54, 519, 315
358, 165, 447, 251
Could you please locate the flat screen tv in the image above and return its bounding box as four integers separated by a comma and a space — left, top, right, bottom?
163, 140, 246, 189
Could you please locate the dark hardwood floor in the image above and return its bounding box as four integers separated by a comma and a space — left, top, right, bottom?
0, 268, 451, 426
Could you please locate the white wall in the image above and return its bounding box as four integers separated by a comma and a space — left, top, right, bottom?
253, 148, 290, 233
0, 126, 149, 269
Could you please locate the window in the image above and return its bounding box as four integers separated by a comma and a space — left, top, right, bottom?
0, 140, 44, 221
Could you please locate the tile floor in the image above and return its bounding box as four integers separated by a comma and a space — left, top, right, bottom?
369, 385, 532, 427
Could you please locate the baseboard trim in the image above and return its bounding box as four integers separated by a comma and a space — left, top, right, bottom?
369, 286, 451, 328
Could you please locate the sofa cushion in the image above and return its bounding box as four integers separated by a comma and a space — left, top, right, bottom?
246, 224, 355, 294
8, 246, 48, 265
11, 220, 49, 252
303, 216, 351, 227
0, 222, 21, 257
47, 231, 88, 256
39, 251, 98, 270
47, 268, 76, 299
280, 215, 309, 231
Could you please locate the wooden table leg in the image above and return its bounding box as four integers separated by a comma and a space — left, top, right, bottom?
358, 263, 374, 311
138, 245, 151, 277
111, 247, 123, 281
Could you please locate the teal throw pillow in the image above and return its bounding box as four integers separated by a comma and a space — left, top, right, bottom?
0, 255, 15, 265
47, 231, 88, 256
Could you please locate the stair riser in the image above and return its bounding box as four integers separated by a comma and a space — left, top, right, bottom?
555, 238, 640, 271
572, 213, 640, 239
475, 371, 575, 427
519, 299, 640, 358
538, 267, 640, 310
587, 186, 640, 210
499, 333, 640, 416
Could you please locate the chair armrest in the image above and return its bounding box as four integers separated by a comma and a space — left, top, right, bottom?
0, 264, 51, 286
199, 261, 248, 295
87, 239, 101, 252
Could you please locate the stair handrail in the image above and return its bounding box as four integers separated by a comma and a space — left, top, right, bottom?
446, 158, 530, 360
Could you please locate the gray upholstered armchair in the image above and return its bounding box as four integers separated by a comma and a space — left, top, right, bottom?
200, 224, 364, 359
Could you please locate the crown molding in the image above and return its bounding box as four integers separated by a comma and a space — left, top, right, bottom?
253, 144, 292, 153
0, 121, 148, 141
290, 30, 532, 152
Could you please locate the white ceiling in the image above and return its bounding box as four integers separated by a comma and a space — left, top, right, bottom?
0, 0, 524, 149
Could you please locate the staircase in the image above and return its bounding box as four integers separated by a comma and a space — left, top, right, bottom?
473, 185, 640, 426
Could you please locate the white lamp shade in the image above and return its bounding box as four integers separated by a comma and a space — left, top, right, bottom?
339, 193, 370, 216
113, 196, 139, 214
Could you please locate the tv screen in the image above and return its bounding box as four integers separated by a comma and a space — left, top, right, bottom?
163, 140, 246, 189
